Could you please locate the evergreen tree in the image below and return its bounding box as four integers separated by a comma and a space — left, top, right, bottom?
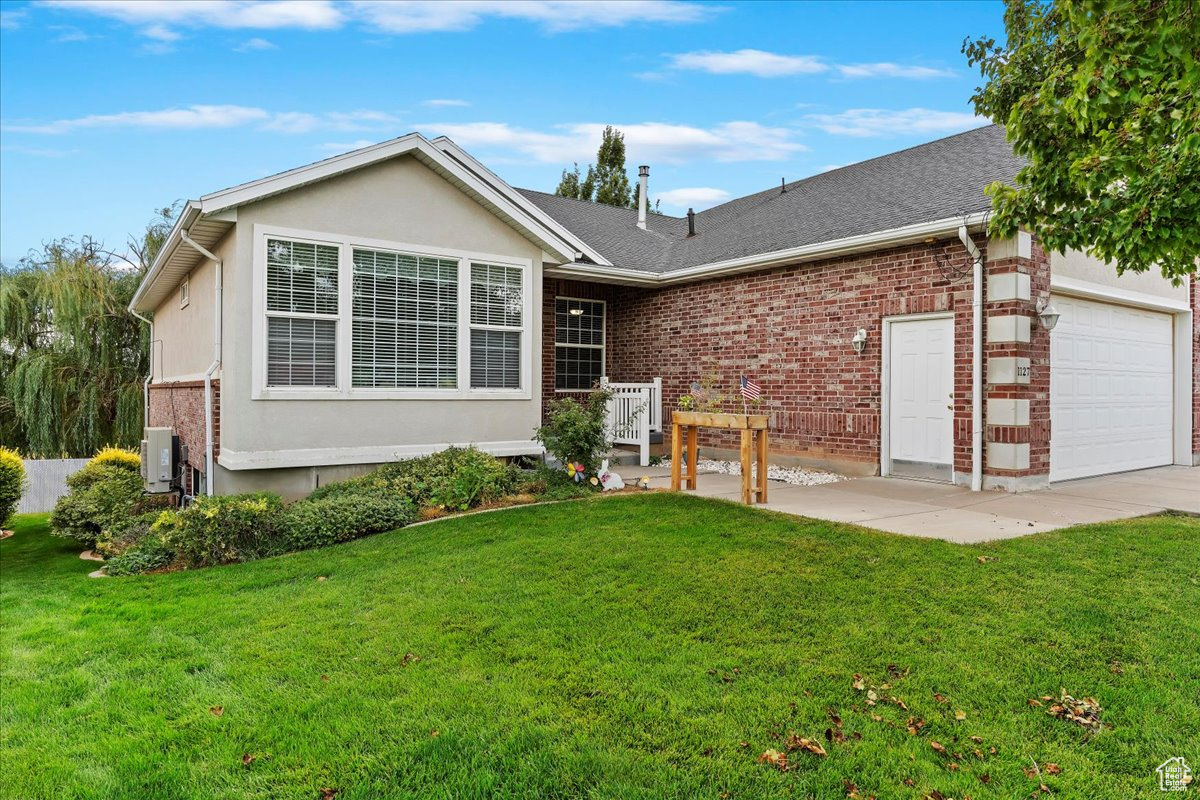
551, 126, 636, 209
554, 163, 584, 200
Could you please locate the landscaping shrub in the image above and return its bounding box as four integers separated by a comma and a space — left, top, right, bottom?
284, 494, 416, 551
95, 511, 163, 559
534, 388, 614, 474
310, 447, 518, 511
165, 493, 286, 567
104, 514, 177, 576
88, 446, 142, 472
0, 447, 26, 527
51, 465, 145, 547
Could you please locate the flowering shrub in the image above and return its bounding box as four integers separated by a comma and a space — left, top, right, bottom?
0, 447, 26, 527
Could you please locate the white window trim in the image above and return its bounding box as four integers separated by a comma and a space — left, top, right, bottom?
179, 275, 190, 309
553, 295, 606, 393
252, 224, 534, 401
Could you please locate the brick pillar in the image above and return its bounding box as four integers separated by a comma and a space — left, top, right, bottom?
982, 232, 1050, 490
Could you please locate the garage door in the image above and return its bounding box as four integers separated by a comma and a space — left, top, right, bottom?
1050, 295, 1174, 481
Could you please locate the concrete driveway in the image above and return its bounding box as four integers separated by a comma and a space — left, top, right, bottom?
645, 465, 1198, 543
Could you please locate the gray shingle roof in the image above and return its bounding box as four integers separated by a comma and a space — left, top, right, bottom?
517, 124, 1022, 274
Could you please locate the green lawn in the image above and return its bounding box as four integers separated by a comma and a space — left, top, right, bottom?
2, 496, 1197, 799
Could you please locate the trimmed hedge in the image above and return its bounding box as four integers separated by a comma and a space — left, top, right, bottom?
0, 447, 26, 527
88, 447, 142, 472
164, 493, 286, 568
284, 494, 416, 551
51, 465, 146, 546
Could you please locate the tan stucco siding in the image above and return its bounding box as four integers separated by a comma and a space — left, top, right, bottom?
149, 231, 233, 381
1051, 248, 1188, 302
220, 154, 546, 463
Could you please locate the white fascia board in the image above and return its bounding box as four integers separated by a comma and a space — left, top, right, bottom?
432, 137, 612, 268
1050, 274, 1191, 312
197, 133, 596, 266
546, 213, 990, 287
128, 201, 203, 313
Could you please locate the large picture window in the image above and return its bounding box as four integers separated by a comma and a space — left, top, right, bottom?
257, 229, 529, 398
555, 297, 604, 391
352, 248, 458, 389
265, 238, 339, 387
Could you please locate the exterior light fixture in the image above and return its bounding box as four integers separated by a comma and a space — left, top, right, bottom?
569, 307, 584, 316
1035, 297, 1061, 331
851, 328, 868, 354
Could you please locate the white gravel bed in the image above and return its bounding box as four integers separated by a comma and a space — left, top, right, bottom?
659, 458, 846, 486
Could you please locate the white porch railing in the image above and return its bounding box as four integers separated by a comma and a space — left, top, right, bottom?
601, 376, 662, 466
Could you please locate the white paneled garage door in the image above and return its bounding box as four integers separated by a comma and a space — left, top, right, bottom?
1050, 295, 1174, 481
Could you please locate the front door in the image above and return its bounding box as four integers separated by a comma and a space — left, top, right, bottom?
888, 316, 954, 481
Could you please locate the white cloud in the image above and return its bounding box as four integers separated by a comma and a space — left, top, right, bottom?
836, 62, 955, 79
668, 49, 827, 77
805, 108, 987, 138
423, 98, 470, 108
141, 23, 180, 41
0, 8, 29, 29
3, 104, 399, 135
655, 187, 730, 210
1, 144, 81, 158
41, 0, 343, 42
40, 0, 714, 39
354, 1, 716, 34
50, 25, 91, 42
422, 120, 806, 164
235, 36, 277, 51
663, 49, 955, 80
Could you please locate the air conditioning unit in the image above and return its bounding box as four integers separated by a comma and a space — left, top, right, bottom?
140, 427, 185, 494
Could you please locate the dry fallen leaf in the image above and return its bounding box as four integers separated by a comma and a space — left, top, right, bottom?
973, 748, 984, 759
906, 717, 927, 736
1043, 763, 1061, 775
955, 710, 967, 721
758, 748, 788, 771
400, 652, 421, 667
933, 692, 949, 704
979, 773, 992, 784
947, 762, 960, 771
930, 741, 947, 755
903, 778, 915, 787
319, 789, 339, 800
241, 753, 257, 766
1027, 698, 1043, 707
316, 576, 327, 582
828, 709, 843, 728
739, 740, 750, 749
1109, 660, 1124, 675
209, 706, 224, 717
785, 732, 828, 757
852, 674, 866, 691
970, 735, 983, 744
1023, 766, 1039, 779
430, 729, 439, 738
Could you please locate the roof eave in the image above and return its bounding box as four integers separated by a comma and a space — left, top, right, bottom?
543, 212, 990, 287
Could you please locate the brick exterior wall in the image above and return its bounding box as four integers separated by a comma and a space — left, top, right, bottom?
544, 239, 1003, 476
147, 380, 219, 494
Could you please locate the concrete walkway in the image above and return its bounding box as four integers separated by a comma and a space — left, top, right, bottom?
641, 465, 1198, 543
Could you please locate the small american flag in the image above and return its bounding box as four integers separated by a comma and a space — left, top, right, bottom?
740, 376, 762, 401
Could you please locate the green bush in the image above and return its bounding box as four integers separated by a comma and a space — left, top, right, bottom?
166, 493, 286, 567
88, 447, 142, 472
51, 465, 145, 546
284, 494, 416, 551
0, 447, 26, 527
310, 447, 517, 511
534, 388, 614, 474
104, 516, 177, 577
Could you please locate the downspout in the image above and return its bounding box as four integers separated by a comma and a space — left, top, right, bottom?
179, 232, 222, 497
130, 309, 153, 429
958, 225, 983, 492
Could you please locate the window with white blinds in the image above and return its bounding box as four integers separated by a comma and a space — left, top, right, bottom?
258, 229, 529, 397
469, 263, 522, 389
555, 297, 604, 390
352, 248, 458, 388
265, 238, 339, 387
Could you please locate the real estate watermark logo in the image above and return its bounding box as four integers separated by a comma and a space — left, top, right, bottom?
1157, 756, 1191, 792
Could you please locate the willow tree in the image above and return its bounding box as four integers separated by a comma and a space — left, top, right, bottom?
0, 208, 175, 457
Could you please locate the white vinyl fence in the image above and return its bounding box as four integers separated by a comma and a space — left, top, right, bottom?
18, 458, 89, 513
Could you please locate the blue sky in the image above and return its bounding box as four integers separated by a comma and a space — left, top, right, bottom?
0, 0, 1004, 266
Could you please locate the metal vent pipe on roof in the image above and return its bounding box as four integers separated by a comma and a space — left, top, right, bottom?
687, 208, 696, 237
637, 165, 649, 230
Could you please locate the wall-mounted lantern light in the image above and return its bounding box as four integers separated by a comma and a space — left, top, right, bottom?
851, 328, 868, 354
1035, 297, 1061, 331
569, 307, 584, 316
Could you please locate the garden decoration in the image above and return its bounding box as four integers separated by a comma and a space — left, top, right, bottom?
598, 459, 623, 491
566, 462, 586, 483
671, 369, 769, 506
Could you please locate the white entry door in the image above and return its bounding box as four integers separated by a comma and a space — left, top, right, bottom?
888, 316, 954, 479
1050, 295, 1173, 481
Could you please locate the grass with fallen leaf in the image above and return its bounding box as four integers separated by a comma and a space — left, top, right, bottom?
2, 496, 1198, 799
